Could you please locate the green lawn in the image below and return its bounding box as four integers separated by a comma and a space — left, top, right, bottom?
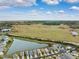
10, 24, 79, 43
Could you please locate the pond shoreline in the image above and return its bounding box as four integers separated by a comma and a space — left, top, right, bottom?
6, 39, 48, 55
7, 34, 79, 48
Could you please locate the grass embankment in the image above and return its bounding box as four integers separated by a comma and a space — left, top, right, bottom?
10, 24, 79, 43
4, 37, 14, 55
7, 34, 53, 44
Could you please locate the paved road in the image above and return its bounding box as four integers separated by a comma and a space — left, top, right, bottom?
60, 53, 75, 59
0, 43, 3, 52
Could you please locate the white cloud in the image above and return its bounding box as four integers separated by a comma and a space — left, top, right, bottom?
0, 0, 36, 7
16, 0, 25, 3
0, 5, 10, 9
70, 6, 79, 11
54, 10, 65, 15
46, 11, 52, 14
39, 7, 45, 10
0, 10, 79, 21
65, 0, 79, 3
57, 10, 68, 18
42, 0, 61, 5
15, 0, 36, 7
58, 10, 65, 13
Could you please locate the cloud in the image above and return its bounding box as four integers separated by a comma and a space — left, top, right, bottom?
0, 0, 36, 7
28, 10, 79, 20
39, 7, 45, 10
55, 10, 65, 15
57, 10, 67, 17
65, 0, 79, 3
46, 11, 52, 14
42, 0, 61, 5
0, 5, 10, 9
58, 10, 65, 13
70, 6, 79, 11
0, 10, 79, 21
15, 0, 37, 7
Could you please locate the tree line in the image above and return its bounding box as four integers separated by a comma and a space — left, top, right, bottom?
0, 21, 79, 29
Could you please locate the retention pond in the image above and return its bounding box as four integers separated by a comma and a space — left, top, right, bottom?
7, 38, 48, 55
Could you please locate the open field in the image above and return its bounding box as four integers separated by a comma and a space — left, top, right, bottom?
9, 24, 79, 43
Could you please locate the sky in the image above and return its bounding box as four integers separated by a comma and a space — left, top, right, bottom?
0, 0, 79, 21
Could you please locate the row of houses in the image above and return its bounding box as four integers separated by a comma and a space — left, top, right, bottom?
0, 36, 9, 56
4, 44, 79, 59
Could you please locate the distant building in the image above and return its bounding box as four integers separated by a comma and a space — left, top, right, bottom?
1, 29, 11, 32
0, 52, 4, 56
71, 31, 78, 36
1, 36, 9, 46
2, 36, 9, 42
71, 51, 78, 56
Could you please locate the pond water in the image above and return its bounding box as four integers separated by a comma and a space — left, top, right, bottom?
7, 38, 48, 55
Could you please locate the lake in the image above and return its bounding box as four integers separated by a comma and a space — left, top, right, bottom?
7, 38, 48, 55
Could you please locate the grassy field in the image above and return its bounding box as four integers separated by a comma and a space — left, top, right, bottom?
9, 24, 79, 43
